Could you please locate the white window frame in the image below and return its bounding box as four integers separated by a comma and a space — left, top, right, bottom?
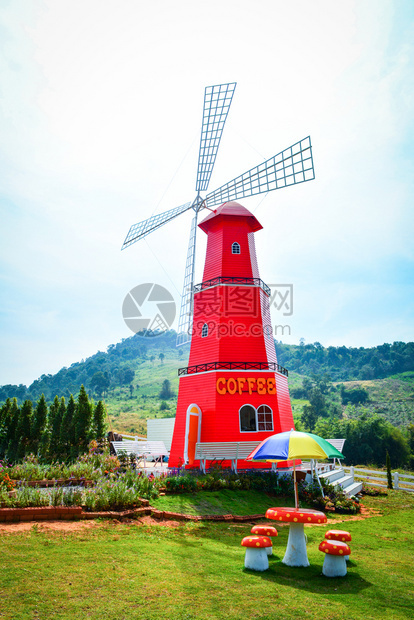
257, 404, 274, 432
239, 404, 274, 433
201, 323, 208, 337
232, 242, 241, 254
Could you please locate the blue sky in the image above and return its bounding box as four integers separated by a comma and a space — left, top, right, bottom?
0, 0, 413, 386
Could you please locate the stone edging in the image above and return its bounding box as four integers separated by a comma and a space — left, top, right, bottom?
0, 504, 266, 524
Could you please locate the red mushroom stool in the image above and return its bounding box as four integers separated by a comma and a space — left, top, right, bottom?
250, 525, 278, 556
325, 530, 352, 560
241, 536, 272, 571
319, 539, 351, 577
266, 507, 327, 567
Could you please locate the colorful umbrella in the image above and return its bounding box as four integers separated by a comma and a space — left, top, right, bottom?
246, 430, 344, 509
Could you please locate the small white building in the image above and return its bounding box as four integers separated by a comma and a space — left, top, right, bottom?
146, 417, 175, 451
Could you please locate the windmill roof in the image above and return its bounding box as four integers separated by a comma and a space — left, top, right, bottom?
198, 201, 263, 233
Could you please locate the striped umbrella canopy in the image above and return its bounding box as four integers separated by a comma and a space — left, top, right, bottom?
247, 431, 344, 510
247, 430, 344, 462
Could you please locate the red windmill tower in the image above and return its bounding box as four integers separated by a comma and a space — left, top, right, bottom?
168, 201, 294, 468
122, 83, 315, 468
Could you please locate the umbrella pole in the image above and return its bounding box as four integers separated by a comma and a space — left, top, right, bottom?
294, 461, 299, 510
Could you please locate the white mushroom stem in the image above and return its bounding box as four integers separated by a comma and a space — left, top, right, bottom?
282, 523, 309, 567
322, 554, 347, 577
266, 545, 273, 556
244, 547, 269, 571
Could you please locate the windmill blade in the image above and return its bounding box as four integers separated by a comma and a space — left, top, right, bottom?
176, 214, 198, 346
204, 136, 315, 208
122, 201, 193, 249
195, 82, 237, 194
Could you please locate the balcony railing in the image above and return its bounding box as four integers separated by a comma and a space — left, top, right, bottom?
178, 361, 288, 377
193, 276, 271, 296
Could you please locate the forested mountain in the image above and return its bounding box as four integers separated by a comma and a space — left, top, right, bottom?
1, 333, 414, 468
0, 331, 185, 403
276, 340, 414, 381
1, 335, 414, 403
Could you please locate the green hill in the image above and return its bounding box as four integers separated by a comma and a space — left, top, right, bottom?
1, 333, 414, 436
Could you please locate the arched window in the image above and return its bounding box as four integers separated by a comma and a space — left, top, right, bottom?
232, 242, 240, 254
257, 405, 273, 431
240, 405, 256, 432
201, 323, 208, 338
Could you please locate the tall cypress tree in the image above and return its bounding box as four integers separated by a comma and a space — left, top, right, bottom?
93, 400, 107, 441
6, 398, 20, 462
60, 394, 76, 458
15, 399, 33, 460
51, 397, 66, 458
32, 394, 48, 455
0, 398, 12, 457
74, 385, 92, 452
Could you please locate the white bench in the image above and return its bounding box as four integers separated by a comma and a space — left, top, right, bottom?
111, 440, 169, 466
194, 441, 261, 474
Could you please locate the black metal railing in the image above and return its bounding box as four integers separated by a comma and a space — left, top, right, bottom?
178, 361, 288, 377
193, 276, 271, 296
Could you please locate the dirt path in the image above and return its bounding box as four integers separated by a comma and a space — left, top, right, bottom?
0, 504, 381, 535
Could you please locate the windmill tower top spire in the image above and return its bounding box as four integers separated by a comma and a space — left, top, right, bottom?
199, 201, 263, 234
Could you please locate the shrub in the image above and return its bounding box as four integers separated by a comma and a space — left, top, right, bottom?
165, 475, 197, 494
63, 488, 83, 506
14, 486, 50, 508
48, 486, 64, 506
83, 479, 142, 512
0, 462, 15, 491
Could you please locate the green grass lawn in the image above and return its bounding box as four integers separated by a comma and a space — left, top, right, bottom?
1, 490, 414, 620
152, 489, 297, 516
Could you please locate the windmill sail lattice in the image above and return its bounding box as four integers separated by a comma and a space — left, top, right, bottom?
196, 82, 236, 192
122, 82, 315, 346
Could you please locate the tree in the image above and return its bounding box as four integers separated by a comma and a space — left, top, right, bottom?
32, 394, 48, 454
123, 369, 135, 385
0, 398, 12, 457
60, 394, 76, 456
92, 400, 107, 441
340, 386, 369, 405
301, 404, 318, 432
15, 399, 33, 460
6, 399, 20, 462
308, 387, 327, 418
159, 379, 173, 399
159, 352, 165, 365
49, 397, 66, 458
90, 371, 110, 397
73, 385, 93, 452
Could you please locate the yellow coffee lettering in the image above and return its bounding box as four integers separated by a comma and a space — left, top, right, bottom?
227, 378, 237, 395
237, 378, 246, 394
247, 378, 256, 395
216, 377, 226, 395
267, 378, 276, 395
257, 378, 266, 395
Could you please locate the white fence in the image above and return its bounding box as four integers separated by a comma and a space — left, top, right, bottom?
343, 466, 414, 493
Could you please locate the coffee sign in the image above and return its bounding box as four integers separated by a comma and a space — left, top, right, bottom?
216, 377, 276, 395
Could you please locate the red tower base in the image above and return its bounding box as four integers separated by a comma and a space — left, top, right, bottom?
169, 369, 294, 469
